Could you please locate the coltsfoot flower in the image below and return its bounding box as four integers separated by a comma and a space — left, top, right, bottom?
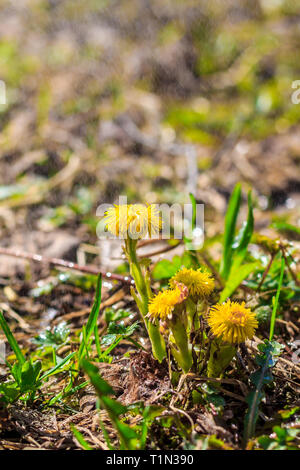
148, 283, 188, 322
170, 267, 214, 299
104, 204, 161, 239
207, 300, 258, 344
104, 203, 165, 362
104, 204, 130, 237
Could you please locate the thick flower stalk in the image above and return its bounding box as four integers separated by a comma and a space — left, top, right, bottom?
207, 300, 258, 377
103, 204, 166, 362
147, 283, 193, 372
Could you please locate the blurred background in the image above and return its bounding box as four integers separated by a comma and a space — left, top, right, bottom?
0, 0, 300, 274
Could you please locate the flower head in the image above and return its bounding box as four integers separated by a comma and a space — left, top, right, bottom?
148, 283, 188, 321
104, 205, 130, 237
103, 204, 161, 239
207, 300, 258, 344
170, 267, 214, 299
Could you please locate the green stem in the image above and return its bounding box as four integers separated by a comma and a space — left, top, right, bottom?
207, 338, 236, 378
127, 239, 148, 308
169, 312, 193, 373
186, 297, 197, 332
126, 239, 166, 362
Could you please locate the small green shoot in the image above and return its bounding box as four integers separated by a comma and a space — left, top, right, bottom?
78, 273, 102, 362
269, 256, 285, 341
243, 340, 283, 445
0, 311, 25, 365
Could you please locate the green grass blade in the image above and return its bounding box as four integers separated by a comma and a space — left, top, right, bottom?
40, 351, 76, 380
62, 381, 89, 398
81, 325, 89, 359
78, 274, 102, 360
189, 192, 197, 231
84, 274, 102, 337
94, 324, 103, 360
0, 311, 25, 365
220, 183, 242, 280
81, 359, 114, 395
70, 424, 93, 450
233, 190, 254, 266
269, 256, 285, 341
82, 359, 139, 449
271, 221, 300, 237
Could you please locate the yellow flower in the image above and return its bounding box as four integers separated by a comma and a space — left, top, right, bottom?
129, 204, 162, 238
207, 301, 258, 344
104, 205, 130, 237
170, 267, 214, 299
148, 283, 188, 321
103, 204, 161, 238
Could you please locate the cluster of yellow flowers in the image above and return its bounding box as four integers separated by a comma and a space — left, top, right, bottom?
103, 203, 258, 375
149, 266, 257, 345
149, 267, 213, 319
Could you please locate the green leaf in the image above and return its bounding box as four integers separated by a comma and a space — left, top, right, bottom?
82, 359, 139, 450
11, 362, 22, 384
81, 359, 114, 395
78, 274, 102, 361
32, 322, 70, 349
0, 382, 20, 404
220, 183, 241, 280
0, 359, 42, 404
189, 193, 197, 231
271, 221, 300, 237
152, 256, 182, 280
243, 340, 283, 444
0, 311, 25, 365
269, 256, 285, 341
232, 191, 254, 268
40, 351, 76, 381
152, 252, 197, 281
115, 420, 139, 443
258, 424, 300, 450
257, 435, 272, 449
219, 261, 259, 303
100, 321, 140, 357
104, 308, 131, 324
70, 425, 93, 450
219, 191, 255, 300
101, 396, 128, 416
278, 406, 300, 420
20, 360, 42, 392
